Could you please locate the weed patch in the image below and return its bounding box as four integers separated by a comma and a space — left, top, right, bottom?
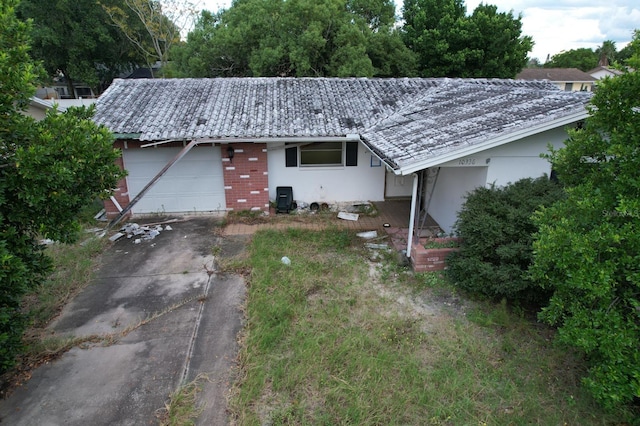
229, 228, 634, 424
157, 374, 209, 425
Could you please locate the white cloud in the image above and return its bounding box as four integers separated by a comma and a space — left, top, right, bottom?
466, 0, 638, 61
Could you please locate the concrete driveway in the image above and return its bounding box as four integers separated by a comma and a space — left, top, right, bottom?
0, 217, 246, 425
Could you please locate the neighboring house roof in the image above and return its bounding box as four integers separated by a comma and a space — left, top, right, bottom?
94, 77, 591, 174
515, 68, 596, 83
125, 68, 155, 79
26, 97, 67, 120
29, 96, 66, 112
587, 66, 626, 79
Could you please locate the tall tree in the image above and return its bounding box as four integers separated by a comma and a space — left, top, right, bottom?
170, 0, 417, 78
530, 70, 640, 409
0, 0, 125, 371
543, 47, 598, 71
17, 0, 144, 97
617, 29, 640, 68
102, 0, 196, 76
401, 0, 532, 78
596, 39, 616, 67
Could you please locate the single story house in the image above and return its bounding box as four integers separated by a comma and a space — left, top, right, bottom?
588, 65, 625, 80
515, 68, 596, 92
93, 77, 591, 257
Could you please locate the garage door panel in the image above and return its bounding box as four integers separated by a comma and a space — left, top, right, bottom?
123, 146, 226, 214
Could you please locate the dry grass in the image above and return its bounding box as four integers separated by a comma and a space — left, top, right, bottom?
228, 227, 634, 425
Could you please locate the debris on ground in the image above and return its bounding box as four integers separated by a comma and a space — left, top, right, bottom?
356, 230, 378, 239
94, 209, 107, 221
337, 211, 359, 221
281, 256, 291, 265
118, 222, 172, 243
108, 232, 125, 242
365, 243, 389, 250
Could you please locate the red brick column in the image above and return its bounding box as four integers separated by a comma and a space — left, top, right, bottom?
222, 143, 269, 212
104, 140, 131, 219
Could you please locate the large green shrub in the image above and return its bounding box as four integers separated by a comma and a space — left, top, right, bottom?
446, 176, 564, 302
530, 69, 640, 410
0, 1, 124, 372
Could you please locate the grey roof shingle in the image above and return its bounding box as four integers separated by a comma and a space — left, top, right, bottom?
95, 78, 437, 140
94, 77, 591, 172
362, 79, 592, 171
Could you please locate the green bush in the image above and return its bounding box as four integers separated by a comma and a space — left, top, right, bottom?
530, 69, 640, 410
446, 176, 565, 303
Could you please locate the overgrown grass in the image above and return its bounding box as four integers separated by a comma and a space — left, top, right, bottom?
24, 235, 109, 330
24, 200, 108, 330
157, 374, 208, 425
229, 228, 634, 424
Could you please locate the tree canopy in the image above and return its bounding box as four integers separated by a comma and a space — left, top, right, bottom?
401, 0, 532, 78
542, 47, 598, 71
619, 29, 640, 69
102, 0, 195, 76
530, 69, 640, 409
17, 0, 146, 96
170, 0, 416, 78
543, 36, 638, 72
0, 0, 125, 372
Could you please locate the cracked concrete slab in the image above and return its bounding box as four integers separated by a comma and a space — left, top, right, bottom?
0, 217, 245, 425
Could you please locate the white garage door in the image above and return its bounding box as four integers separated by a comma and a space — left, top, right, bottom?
123, 145, 226, 214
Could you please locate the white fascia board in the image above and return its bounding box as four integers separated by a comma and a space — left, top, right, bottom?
395, 111, 588, 176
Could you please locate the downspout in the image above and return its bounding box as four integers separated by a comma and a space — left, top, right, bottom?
406, 172, 419, 258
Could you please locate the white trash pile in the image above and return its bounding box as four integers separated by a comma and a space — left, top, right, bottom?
109, 222, 173, 244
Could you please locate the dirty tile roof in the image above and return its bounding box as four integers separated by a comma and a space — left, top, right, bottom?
94, 78, 437, 140
361, 79, 591, 171
94, 77, 591, 172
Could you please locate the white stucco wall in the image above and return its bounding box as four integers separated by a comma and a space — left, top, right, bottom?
427, 167, 488, 234
267, 141, 386, 205
482, 127, 568, 186
385, 170, 413, 198
427, 126, 573, 233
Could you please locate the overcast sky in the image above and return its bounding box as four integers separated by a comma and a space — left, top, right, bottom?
195, 0, 639, 63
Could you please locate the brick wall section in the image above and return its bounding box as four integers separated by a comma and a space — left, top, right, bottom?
410, 237, 461, 272
222, 143, 269, 212
104, 140, 131, 219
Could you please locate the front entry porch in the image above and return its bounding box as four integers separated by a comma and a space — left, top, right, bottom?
373, 200, 455, 272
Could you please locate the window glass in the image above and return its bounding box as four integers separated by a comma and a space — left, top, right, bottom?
300, 142, 343, 166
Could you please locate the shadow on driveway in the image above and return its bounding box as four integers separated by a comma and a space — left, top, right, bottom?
0, 217, 246, 425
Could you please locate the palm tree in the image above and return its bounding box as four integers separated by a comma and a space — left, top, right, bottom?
596, 40, 616, 66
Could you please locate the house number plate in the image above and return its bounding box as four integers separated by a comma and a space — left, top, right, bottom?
458, 158, 478, 166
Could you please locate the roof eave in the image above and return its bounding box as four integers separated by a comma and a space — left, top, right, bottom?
114, 133, 143, 139
135, 134, 362, 143
394, 110, 589, 176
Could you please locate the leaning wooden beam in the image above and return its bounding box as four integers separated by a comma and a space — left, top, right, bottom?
108, 139, 198, 229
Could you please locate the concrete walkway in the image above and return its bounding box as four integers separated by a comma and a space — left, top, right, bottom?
0, 218, 245, 426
